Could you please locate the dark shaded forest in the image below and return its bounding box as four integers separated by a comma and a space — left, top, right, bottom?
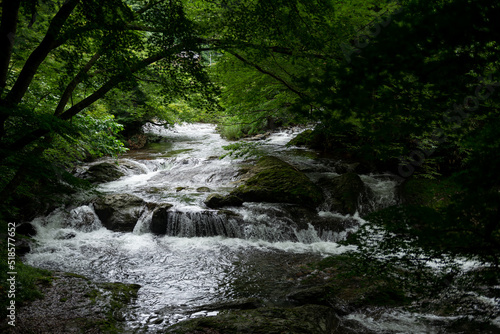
1, 0, 499, 332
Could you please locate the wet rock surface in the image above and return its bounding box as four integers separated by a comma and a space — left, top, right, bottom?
16, 222, 37, 237
150, 203, 175, 234
93, 193, 146, 232
81, 162, 125, 183
204, 193, 243, 209
166, 305, 343, 334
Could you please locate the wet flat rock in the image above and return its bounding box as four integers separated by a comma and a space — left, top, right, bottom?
1, 272, 139, 334
165, 305, 341, 334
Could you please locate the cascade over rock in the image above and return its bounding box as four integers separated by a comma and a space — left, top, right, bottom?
150, 203, 174, 234
93, 194, 146, 232
22, 124, 408, 333
149, 209, 241, 237
319, 172, 374, 215
230, 156, 324, 208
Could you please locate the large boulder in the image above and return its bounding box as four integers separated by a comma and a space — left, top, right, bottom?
93, 194, 145, 232
16, 222, 37, 237
319, 172, 374, 215
204, 193, 243, 209
82, 162, 125, 183
230, 156, 324, 208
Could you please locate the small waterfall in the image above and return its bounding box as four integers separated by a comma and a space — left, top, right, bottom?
145, 205, 357, 243
360, 174, 400, 213
67, 205, 103, 232
133, 207, 155, 234
157, 211, 242, 238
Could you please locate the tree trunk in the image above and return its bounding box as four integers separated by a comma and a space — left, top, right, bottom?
0, 0, 21, 95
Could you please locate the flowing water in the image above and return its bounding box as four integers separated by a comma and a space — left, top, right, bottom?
23, 123, 498, 333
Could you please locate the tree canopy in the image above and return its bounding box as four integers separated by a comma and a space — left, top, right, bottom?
0, 0, 217, 209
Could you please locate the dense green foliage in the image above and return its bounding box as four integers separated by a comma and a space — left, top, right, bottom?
0, 0, 219, 217
204, 0, 399, 138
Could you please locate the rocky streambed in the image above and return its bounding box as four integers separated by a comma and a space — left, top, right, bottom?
4, 123, 499, 333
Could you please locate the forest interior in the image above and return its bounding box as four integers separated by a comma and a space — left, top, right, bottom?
0, 0, 499, 333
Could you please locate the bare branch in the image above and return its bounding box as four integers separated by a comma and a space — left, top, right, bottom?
229, 51, 306, 99
54, 52, 103, 116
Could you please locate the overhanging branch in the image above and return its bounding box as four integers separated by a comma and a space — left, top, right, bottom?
229, 51, 306, 99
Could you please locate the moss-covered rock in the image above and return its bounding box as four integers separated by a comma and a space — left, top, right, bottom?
230, 156, 324, 208
165, 305, 341, 334
287, 129, 315, 147
318, 172, 373, 215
